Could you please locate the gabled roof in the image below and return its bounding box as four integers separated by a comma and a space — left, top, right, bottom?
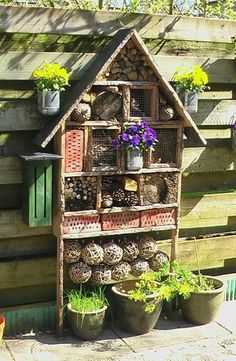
34, 28, 206, 148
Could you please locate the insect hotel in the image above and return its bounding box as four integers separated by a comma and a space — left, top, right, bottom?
33, 28, 206, 333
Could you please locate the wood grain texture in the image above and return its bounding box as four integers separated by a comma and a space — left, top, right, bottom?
159, 234, 236, 271
0, 209, 52, 238
0, 6, 235, 43
0, 100, 45, 131
183, 147, 236, 173
0, 256, 56, 289
192, 100, 236, 126
0, 52, 235, 84
0, 156, 21, 184
0, 234, 56, 258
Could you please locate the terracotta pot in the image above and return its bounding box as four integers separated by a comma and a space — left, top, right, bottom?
0, 315, 5, 342
67, 303, 107, 340
111, 279, 163, 335
180, 276, 225, 325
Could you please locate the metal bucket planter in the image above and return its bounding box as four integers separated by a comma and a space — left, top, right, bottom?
37, 90, 60, 115
126, 149, 143, 171
180, 276, 225, 325
111, 279, 163, 335
178, 90, 198, 114
0, 315, 5, 342
67, 303, 107, 340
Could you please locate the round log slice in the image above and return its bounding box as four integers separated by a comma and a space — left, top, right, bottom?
143, 176, 167, 204
92, 91, 122, 120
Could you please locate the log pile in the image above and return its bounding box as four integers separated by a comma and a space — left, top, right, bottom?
65, 176, 97, 211
104, 40, 158, 82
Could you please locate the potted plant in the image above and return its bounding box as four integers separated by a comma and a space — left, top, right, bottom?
67, 286, 108, 340
32, 62, 69, 115
0, 315, 5, 342
154, 261, 225, 325
111, 119, 158, 170
173, 65, 209, 113
111, 272, 163, 334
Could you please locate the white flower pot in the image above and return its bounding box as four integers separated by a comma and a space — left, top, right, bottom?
37, 89, 60, 116
126, 149, 143, 171
178, 90, 198, 114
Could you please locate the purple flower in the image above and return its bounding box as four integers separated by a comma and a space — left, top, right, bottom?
140, 119, 148, 129
145, 139, 155, 147
130, 134, 141, 147
142, 128, 157, 141
127, 125, 139, 134
233, 122, 236, 132
111, 139, 119, 148
119, 133, 130, 142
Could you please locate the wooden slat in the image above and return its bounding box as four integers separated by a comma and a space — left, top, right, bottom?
159, 234, 236, 271
0, 256, 56, 289
0, 234, 56, 258
183, 147, 236, 173
0, 209, 52, 238
0, 100, 45, 131
0, 52, 235, 84
198, 91, 233, 100
0, 184, 22, 209
181, 192, 236, 220
0, 156, 21, 184
192, 100, 236, 126
182, 171, 236, 193
0, 89, 35, 100
0, 7, 235, 43
0, 131, 39, 155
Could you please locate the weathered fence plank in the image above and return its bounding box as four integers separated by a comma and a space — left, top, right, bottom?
182, 171, 236, 193
0, 52, 235, 84
0, 100, 45, 131
0, 156, 21, 184
0, 234, 56, 258
0, 209, 52, 238
183, 147, 236, 173
0, 7, 235, 43
192, 100, 236, 126
0, 256, 56, 289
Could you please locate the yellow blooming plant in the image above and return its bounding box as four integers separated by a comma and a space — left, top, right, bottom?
174, 65, 209, 93
32, 63, 69, 91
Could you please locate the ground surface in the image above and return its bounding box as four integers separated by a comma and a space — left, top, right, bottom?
1, 301, 236, 361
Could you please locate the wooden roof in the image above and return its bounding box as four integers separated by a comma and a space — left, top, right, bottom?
34, 28, 206, 147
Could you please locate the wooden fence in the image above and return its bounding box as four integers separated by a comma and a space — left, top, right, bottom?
0, 6, 236, 309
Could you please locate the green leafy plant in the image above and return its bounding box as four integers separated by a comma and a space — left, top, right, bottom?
173, 65, 209, 93
155, 260, 214, 300
32, 63, 69, 91
67, 286, 107, 313
128, 260, 215, 313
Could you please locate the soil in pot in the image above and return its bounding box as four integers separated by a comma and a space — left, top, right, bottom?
67, 303, 107, 340
111, 279, 163, 335
180, 276, 225, 325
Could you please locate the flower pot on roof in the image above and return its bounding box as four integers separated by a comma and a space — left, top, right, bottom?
174, 65, 209, 114
32, 63, 69, 116
112, 119, 158, 171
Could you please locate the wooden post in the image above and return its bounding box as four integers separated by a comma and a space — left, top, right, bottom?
53, 122, 65, 337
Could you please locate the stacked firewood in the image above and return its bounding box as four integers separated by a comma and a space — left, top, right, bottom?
104, 40, 157, 82
65, 176, 97, 211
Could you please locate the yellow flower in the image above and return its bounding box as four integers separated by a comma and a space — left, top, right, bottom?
32, 63, 70, 91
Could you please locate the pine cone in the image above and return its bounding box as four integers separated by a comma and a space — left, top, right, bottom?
123, 191, 139, 206
113, 188, 125, 206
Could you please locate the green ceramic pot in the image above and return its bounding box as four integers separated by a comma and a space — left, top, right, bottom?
111, 279, 163, 335
67, 303, 107, 340
180, 276, 225, 325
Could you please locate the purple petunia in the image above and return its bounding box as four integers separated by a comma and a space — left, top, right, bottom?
111, 119, 157, 151
233, 122, 236, 132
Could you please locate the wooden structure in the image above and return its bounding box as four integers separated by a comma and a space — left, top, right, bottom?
0, 6, 236, 335
35, 28, 206, 334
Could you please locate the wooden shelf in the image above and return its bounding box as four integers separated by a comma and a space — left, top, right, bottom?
62, 225, 177, 239
67, 120, 183, 128
64, 167, 180, 178
64, 203, 178, 216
